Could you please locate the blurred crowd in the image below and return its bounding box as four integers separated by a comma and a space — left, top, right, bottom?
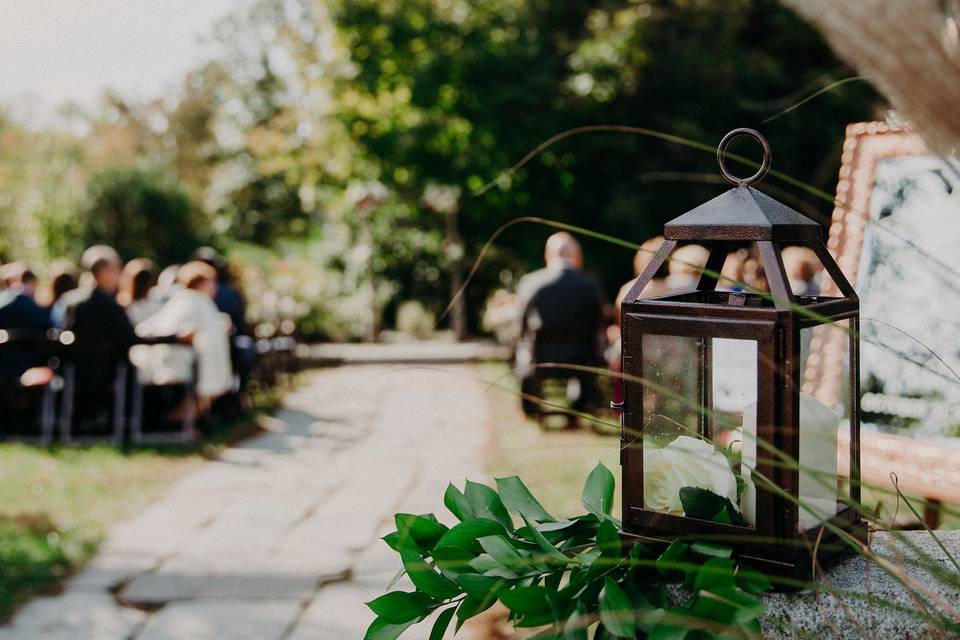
487, 233, 825, 422
0, 245, 262, 437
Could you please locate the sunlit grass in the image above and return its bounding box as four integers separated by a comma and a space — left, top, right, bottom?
0, 444, 200, 621
0, 384, 283, 622
479, 362, 621, 520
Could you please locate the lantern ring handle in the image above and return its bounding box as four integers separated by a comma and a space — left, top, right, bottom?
717, 128, 771, 187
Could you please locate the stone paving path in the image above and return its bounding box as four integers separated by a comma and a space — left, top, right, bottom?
1, 365, 490, 640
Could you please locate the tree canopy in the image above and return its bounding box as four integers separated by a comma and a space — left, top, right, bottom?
0, 0, 880, 335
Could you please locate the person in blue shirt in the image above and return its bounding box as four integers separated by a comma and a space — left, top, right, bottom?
0, 262, 52, 379
0, 262, 50, 330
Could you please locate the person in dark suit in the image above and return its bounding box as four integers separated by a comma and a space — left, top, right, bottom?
0, 262, 52, 379
515, 232, 605, 417
52, 246, 182, 379
53, 246, 136, 350
0, 262, 51, 331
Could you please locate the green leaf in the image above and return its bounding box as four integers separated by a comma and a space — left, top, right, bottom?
468, 554, 519, 578
478, 535, 530, 573
455, 574, 507, 601
386, 568, 406, 591
499, 585, 553, 615
735, 564, 771, 594
521, 515, 572, 566
655, 540, 690, 578
399, 547, 460, 599
394, 513, 448, 551
455, 594, 496, 631
363, 616, 417, 640
693, 558, 736, 592
429, 607, 456, 640
431, 546, 476, 580
689, 542, 732, 559
366, 591, 436, 624
538, 518, 590, 533
719, 588, 764, 624
563, 602, 589, 640
444, 483, 473, 522
382, 531, 404, 552
496, 476, 555, 522
596, 519, 621, 559
598, 577, 636, 638
647, 617, 689, 640
691, 586, 763, 626
575, 548, 603, 569
464, 480, 514, 531
435, 519, 508, 554
678, 487, 743, 525
582, 462, 615, 520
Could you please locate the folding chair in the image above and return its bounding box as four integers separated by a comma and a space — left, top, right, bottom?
59, 336, 127, 445
0, 329, 59, 445
127, 344, 197, 445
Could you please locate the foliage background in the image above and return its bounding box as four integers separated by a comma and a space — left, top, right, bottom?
0, 0, 881, 339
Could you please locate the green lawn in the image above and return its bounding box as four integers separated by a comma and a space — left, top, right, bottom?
0, 445, 200, 620
0, 388, 278, 622
479, 362, 622, 519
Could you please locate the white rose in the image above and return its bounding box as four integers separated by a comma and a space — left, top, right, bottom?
643, 436, 738, 515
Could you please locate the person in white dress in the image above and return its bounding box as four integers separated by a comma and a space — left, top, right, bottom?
118, 258, 161, 325
133, 261, 232, 411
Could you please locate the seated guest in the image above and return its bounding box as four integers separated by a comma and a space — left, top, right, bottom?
37, 260, 79, 308
117, 258, 160, 325
718, 248, 748, 291
615, 236, 669, 316
135, 261, 232, 408
150, 264, 182, 307
742, 245, 769, 293
53, 246, 129, 341
193, 247, 253, 406
192, 247, 249, 338
53, 246, 181, 385
515, 232, 605, 416
781, 246, 822, 296
0, 262, 51, 330
0, 262, 52, 381
664, 244, 709, 293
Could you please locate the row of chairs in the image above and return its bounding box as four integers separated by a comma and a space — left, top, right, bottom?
0, 329, 298, 446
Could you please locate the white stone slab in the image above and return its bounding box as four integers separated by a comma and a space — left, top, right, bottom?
0, 592, 145, 640
135, 599, 301, 640
68, 551, 158, 592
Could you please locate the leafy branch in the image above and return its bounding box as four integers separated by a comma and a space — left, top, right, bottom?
364, 462, 770, 640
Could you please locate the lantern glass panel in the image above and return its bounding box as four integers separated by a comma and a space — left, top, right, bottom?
641, 334, 756, 525
799, 319, 852, 532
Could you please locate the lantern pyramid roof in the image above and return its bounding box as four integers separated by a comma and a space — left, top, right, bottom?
664, 186, 821, 242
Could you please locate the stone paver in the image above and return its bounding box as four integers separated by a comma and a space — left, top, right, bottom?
0, 593, 146, 640
136, 600, 302, 640
3, 365, 489, 639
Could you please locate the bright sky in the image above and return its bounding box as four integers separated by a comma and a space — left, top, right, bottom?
0, 0, 237, 116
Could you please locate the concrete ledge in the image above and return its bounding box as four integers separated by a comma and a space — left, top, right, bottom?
761, 530, 960, 639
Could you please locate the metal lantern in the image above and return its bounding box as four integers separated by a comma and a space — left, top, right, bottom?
619, 128, 865, 580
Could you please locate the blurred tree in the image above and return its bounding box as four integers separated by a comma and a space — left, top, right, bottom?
80, 167, 200, 264
0, 109, 87, 264
0, 0, 884, 338
332, 0, 880, 327
199, 0, 355, 244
